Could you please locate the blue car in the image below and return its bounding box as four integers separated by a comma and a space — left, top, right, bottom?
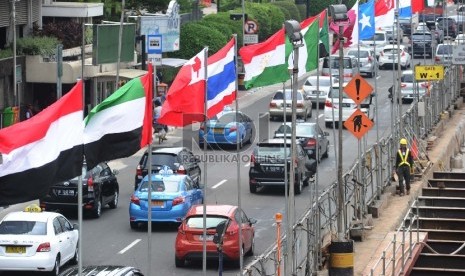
129, 169, 203, 229
199, 109, 253, 149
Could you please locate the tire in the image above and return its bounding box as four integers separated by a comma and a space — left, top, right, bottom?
322, 144, 329, 159
130, 221, 138, 230
249, 184, 257, 193
175, 256, 185, 267
108, 190, 119, 209
245, 236, 255, 256
49, 256, 60, 276
92, 197, 102, 218
70, 245, 79, 265
308, 108, 312, 118
294, 174, 303, 194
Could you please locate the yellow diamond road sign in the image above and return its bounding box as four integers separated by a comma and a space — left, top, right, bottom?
415, 65, 444, 81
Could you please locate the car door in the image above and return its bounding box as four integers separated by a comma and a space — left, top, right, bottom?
57, 216, 76, 263
53, 217, 72, 263
184, 150, 201, 184
99, 163, 114, 204
235, 210, 254, 252
316, 125, 326, 159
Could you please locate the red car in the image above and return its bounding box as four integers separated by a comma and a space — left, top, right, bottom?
174, 204, 257, 267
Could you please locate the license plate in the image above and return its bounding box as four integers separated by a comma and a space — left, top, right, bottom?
151, 200, 164, 207
264, 166, 284, 173
213, 128, 223, 134
6, 246, 26, 254
55, 189, 75, 196
341, 103, 351, 108
198, 235, 214, 241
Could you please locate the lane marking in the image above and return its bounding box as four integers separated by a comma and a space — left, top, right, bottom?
119, 239, 141, 254
212, 179, 227, 189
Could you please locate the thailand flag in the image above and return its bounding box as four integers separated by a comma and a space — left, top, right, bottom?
158, 48, 207, 127
206, 38, 236, 118
0, 81, 84, 205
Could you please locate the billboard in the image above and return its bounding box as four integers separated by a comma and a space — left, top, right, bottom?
92, 23, 136, 65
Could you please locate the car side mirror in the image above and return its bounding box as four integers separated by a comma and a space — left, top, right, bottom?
112, 169, 119, 175
72, 223, 79, 230
249, 218, 257, 225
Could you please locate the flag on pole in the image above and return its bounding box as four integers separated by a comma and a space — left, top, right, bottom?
290, 19, 320, 78
207, 38, 237, 118
399, 0, 412, 17
411, 0, 427, 13
375, 0, 395, 28
332, 1, 358, 53
83, 66, 153, 170
359, 0, 375, 40
319, 9, 330, 58
158, 48, 207, 126
0, 81, 84, 205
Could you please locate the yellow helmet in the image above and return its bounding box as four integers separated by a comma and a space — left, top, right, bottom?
400, 138, 408, 145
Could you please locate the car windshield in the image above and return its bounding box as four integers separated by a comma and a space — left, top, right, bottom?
273, 91, 303, 100
323, 58, 352, 69
0, 220, 47, 235
437, 45, 453, 54
275, 125, 316, 137
401, 74, 414, 83
186, 215, 229, 229
138, 179, 180, 193
373, 33, 386, 41
412, 33, 432, 40
347, 50, 369, 58
151, 153, 176, 168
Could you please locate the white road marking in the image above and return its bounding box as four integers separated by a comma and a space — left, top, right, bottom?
212, 179, 227, 189
118, 239, 141, 254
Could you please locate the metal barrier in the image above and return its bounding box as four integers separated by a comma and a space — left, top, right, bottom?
242, 65, 462, 276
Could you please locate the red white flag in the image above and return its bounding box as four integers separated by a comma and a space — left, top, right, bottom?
158, 48, 207, 127
411, 0, 426, 13
0, 81, 84, 205
375, 0, 395, 28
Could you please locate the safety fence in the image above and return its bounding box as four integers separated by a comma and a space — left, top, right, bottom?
242, 65, 462, 276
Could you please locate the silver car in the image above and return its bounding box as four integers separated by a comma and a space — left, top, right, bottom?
346, 48, 377, 78
302, 76, 338, 108
399, 70, 429, 103
269, 89, 312, 121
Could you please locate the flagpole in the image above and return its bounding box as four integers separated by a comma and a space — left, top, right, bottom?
202, 46, 208, 276
116, 0, 125, 89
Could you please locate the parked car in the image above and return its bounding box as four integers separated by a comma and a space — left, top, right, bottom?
268, 89, 312, 120
360, 30, 390, 57
40, 162, 119, 218
378, 44, 411, 69
175, 204, 256, 267
399, 70, 429, 103
435, 42, 454, 64
134, 147, 201, 190
379, 25, 404, 42
436, 17, 457, 38
346, 47, 377, 78
321, 55, 359, 81
301, 76, 338, 108
59, 265, 144, 276
248, 138, 316, 194
397, 17, 413, 36
0, 204, 79, 275
129, 169, 203, 229
273, 122, 330, 162
409, 32, 436, 57
199, 108, 253, 149
324, 85, 375, 128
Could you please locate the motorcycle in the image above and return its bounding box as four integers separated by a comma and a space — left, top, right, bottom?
153, 120, 167, 144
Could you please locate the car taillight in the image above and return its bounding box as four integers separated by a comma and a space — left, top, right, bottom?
401, 83, 407, 88
269, 102, 278, 108
420, 83, 428, 88
250, 153, 256, 165
322, 73, 330, 76
368, 56, 373, 62
401, 51, 405, 57
296, 103, 304, 108
37, 242, 51, 252
229, 126, 237, 133
172, 197, 184, 206
130, 195, 140, 206
87, 177, 94, 192
136, 165, 142, 177
306, 138, 316, 147
325, 100, 334, 108
344, 73, 352, 78
177, 165, 186, 174
435, 56, 440, 62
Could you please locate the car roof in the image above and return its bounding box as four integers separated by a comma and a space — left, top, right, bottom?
186, 204, 237, 217
382, 44, 405, 49
306, 75, 332, 81
402, 70, 413, 75
59, 265, 141, 276
151, 147, 185, 155
257, 138, 299, 145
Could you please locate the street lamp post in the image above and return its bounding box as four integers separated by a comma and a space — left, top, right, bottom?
328, 4, 354, 275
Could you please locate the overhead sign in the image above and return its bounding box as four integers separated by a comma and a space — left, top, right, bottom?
452, 44, 465, 65
343, 74, 373, 105
415, 65, 444, 81
343, 109, 374, 140
244, 20, 259, 34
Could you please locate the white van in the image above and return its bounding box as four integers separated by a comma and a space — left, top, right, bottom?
321, 55, 359, 82
360, 30, 390, 58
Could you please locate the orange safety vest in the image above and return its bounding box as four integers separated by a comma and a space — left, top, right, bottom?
398, 149, 410, 167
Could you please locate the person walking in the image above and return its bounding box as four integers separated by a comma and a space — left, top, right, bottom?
396, 138, 414, 196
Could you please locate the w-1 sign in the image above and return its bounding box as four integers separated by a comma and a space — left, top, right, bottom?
415, 65, 444, 81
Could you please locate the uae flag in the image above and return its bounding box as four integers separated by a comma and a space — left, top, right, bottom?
83, 66, 153, 170
0, 81, 84, 205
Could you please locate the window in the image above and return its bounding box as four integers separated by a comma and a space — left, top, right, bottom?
58, 216, 73, 232
53, 218, 63, 235
0, 220, 47, 235
186, 216, 229, 229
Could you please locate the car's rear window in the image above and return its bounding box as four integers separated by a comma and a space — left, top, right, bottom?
185, 216, 229, 229
138, 179, 180, 193
347, 50, 369, 58
150, 153, 177, 168
412, 34, 432, 40
0, 221, 47, 235
401, 73, 414, 83
323, 58, 352, 69
383, 48, 401, 54
255, 144, 290, 159
275, 125, 316, 137
273, 91, 303, 100
328, 88, 350, 99
437, 45, 453, 55
305, 78, 331, 87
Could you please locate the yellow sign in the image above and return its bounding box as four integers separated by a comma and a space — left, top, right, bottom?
415, 65, 444, 81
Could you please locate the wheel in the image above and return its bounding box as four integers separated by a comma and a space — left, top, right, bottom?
308, 108, 312, 118
249, 184, 257, 193
175, 256, 185, 267
92, 197, 102, 218
322, 144, 329, 159
108, 190, 118, 209
245, 236, 255, 256
294, 174, 303, 194
49, 256, 60, 276
130, 221, 138, 230
368, 72, 373, 78
70, 245, 79, 265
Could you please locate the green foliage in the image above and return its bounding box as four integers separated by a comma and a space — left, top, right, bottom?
263, 5, 285, 32
197, 21, 234, 42
16, 36, 60, 56
0, 48, 13, 59
269, 2, 292, 20
219, 0, 241, 12
203, 12, 244, 46
34, 21, 82, 49
268, 1, 301, 22
126, 0, 171, 13
308, 1, 328, 17
166, 22, 228, 59
296, 4, 307, 20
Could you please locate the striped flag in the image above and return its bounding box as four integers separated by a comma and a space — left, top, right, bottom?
0, 81, 84, 205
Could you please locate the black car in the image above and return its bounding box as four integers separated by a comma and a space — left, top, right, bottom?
397, 18, 412, 36
59, 265, 144, 276
419, 13, 441, 30
248, 138, 316, 194
409, 32, 436, 58
436, 17, 457, 38
40, 162, 119, 218
273, 122, 330, 162
134, 147, 201, 190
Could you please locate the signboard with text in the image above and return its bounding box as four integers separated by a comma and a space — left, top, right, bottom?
415, 65, 444, 81
453, 44, 465, 65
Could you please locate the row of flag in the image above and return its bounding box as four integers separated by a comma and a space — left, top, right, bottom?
0, 0, 428, 205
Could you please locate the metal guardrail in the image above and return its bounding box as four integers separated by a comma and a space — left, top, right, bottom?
242, 65, 462, 276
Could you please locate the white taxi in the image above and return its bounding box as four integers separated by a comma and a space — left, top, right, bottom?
0, 204, 79, 275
